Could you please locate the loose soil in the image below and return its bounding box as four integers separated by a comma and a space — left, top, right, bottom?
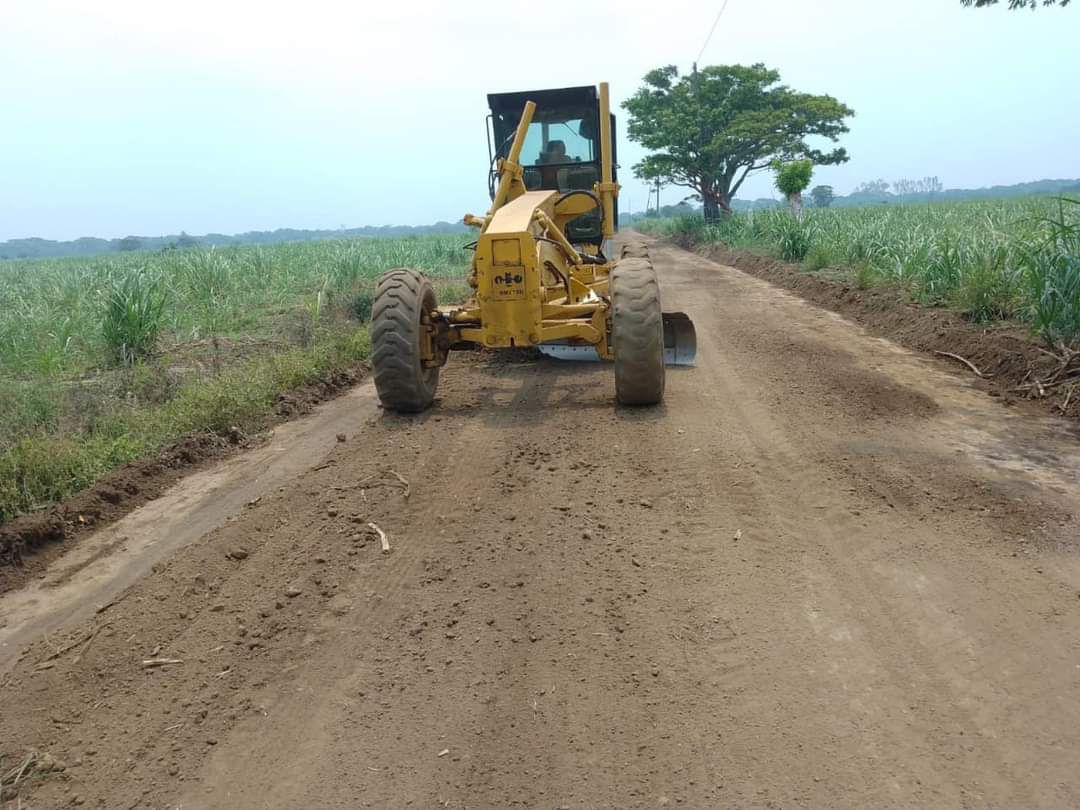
677, 238, 1080, 421
1, 240, 1079, 808
0, 366, 366, 593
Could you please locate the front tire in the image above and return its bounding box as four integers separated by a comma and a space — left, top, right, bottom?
371, 268, 439, 413
611, 258, 665, 406
621, 242, 650, 259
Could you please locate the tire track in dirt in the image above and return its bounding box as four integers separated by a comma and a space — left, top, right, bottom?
652, 238, 1080, 807
184, 361, 757, 808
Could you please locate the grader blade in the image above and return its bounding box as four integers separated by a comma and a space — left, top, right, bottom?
662, 311, 697, 366
537, 343, 601, 361
538, 311, 697, 366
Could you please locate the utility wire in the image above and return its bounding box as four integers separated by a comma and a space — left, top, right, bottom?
695, 0, 731, 67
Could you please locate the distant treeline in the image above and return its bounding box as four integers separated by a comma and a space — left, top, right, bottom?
6, 177, 1079, 259
0, 221, 469, 261
621, 177, 1080, 223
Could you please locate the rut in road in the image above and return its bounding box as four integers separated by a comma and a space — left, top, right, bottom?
1, 238, 1079, 809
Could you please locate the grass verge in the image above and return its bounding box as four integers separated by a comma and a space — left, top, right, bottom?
0, 328, 369, 522
0, 235, 471, 526
638, 197, 1080, 350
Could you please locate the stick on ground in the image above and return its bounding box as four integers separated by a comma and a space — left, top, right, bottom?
368, 522, 390, 553
38, 626, 104, 666
934, 351, 993, 379
142, 658, 184, 668
388, 470, 411, 500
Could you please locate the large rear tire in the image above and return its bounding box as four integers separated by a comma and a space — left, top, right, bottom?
371, 268, 439, 413
611, 258, 665, 406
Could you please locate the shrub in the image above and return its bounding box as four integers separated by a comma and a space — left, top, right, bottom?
803, 242, 833, 272
669, 215, 710, 245
774, 219, 812, 261
918, 234, 966, 304
950, 246, 1018, 322
854, 261, 876, 290
1022, 200, 1080, 346
102, 269, 168, 364
351, 288, 375, 321
1025, 252, 1080, 346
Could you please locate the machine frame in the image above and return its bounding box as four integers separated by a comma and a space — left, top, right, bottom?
370, 81, 694, 413
427, 84, 621, 361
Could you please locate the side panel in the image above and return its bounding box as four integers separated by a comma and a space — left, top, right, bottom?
475, 232, 543, 346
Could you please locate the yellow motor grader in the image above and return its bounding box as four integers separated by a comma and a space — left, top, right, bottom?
370, 82, 696, 412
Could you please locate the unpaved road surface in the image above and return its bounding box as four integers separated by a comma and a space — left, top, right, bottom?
3, 238, 1080, 809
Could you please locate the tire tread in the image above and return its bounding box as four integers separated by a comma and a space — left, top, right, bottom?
371, 268, 439, 412
611, 257, 665, 405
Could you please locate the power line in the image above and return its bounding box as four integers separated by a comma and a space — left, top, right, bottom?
695, 0, 731, 67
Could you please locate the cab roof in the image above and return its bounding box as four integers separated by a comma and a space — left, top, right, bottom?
487, 85, 598, 116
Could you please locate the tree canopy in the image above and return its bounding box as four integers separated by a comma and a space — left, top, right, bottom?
810, 185, 835, 208
962, 0, 1069, 7
623, 64, 853, 220
894, 177, 943, 199
854, 179, 891, 195
774, 160, 814, 218
774, 160, 814, 198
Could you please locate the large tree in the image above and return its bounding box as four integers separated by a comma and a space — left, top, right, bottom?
623, 64, 853, 220
810, 185, 835, 208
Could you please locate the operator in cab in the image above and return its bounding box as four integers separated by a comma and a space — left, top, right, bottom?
540, 139, 578, 187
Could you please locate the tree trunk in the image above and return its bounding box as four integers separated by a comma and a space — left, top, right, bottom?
703, 197, 721, 222
788, 192, 803, 220
703, 192, 732, 222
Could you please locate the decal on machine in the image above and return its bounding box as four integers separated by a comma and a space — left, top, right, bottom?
491, 269, 526, 300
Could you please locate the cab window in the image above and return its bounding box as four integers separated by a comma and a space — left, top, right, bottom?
520, 118, 596, 166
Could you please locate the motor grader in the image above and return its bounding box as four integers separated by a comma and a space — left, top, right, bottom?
370, 82, 696, 412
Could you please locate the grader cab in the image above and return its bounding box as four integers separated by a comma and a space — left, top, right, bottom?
370, 82, 696, 412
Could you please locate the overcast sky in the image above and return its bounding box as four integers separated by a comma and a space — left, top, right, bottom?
2, 0, 1077, 241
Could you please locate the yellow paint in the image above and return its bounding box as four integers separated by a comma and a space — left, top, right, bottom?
444, 82, 621, 360
596, 82, 619, 239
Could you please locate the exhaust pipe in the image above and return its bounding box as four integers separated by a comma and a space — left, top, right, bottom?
538, 311, 698, 366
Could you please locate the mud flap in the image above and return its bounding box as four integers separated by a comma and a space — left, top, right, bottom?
538, 311, 697, 367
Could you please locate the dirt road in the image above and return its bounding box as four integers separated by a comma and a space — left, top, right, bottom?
3, 238, 1079, 809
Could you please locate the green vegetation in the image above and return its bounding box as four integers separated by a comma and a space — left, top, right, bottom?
640, 196, 1080, 347
0, 235, 470, 521
773, 160, 815, 218
810, 185, 835, 209
963, 0, 1069, 8
720, 178, 1080, 214
102, 269, 169, 364
0, 222, 468, 261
